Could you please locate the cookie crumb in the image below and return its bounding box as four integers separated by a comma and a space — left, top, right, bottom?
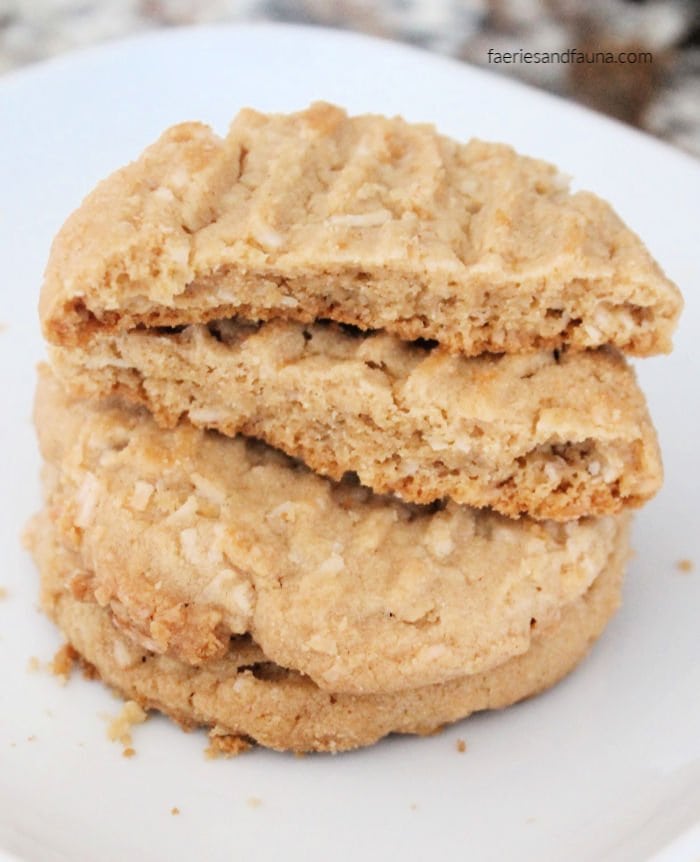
676, 559, 694, 573
205, 734, 251, 759
27, 656, 41, 673
0, 586, 8, 600
171, 807, 180, 816
50, 643, 79, 683
409, 803, 418, 811
26, 735, 37, 743
246, 796, 262, 809
107, 700, 148, 753
80, 659, 99, 680
456, 738, 467, 753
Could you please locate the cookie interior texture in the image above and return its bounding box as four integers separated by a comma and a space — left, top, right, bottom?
36, 367, 631, 695
50, 318, 662, 520
40, 102, 681, 356
33, 508, 627, 753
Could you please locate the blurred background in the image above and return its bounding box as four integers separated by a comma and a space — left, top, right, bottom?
1, 0, 698, 156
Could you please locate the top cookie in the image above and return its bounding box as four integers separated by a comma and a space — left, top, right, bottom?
40, 102, 681, 355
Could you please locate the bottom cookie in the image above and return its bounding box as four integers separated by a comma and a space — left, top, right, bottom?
34, 519, 628, 753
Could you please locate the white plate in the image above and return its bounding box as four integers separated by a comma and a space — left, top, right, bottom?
1, 23, 699, 862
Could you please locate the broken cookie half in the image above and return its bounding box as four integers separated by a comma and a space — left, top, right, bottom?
49, 319, 662, 520
41, 102, 681, 356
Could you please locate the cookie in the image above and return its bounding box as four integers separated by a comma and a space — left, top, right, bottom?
50, 318, 662, 519
35, 366, 630, 695
33, 508, 627, 753
40, 103, 681, 355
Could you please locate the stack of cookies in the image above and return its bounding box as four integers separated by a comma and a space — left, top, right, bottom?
30, 103, 682, 753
